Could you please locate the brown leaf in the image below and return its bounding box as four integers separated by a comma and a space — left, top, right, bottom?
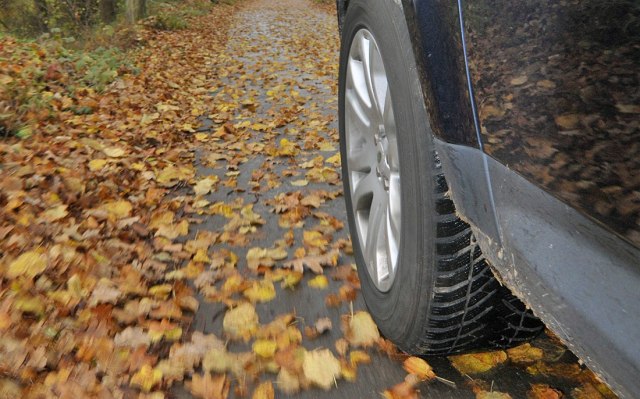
251, 381, 274, 399
282, 249, 339, 274
187, 373, 229, 399
403, 357, 436, 381
528, 383, 563, 399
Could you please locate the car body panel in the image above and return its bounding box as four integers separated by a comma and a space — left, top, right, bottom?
461, 0, 640, 249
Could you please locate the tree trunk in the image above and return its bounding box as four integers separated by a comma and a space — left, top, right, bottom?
33, 0, 49, 32
125, 0, 146, 23
100, 0, 117, 23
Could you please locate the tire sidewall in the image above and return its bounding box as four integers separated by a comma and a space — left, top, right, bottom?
338, 0, 438, 350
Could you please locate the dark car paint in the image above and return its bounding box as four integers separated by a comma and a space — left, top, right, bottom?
336, 0, 640, 397
462, 0, 640, 250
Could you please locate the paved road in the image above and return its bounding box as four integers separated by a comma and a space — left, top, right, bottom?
172, 0, 612, 397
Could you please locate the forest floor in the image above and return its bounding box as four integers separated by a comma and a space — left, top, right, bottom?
0, 0, 618, 398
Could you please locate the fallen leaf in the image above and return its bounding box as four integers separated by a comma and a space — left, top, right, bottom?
187, 373, 229, 399
342, 311, 380, 347
6, 251, 47, 279
528, 384, 563, 399
282, 249, 339, 274
475, 390, 513, 399
276, 368, 300, 394
382, 374, 420, 399
103, 146, 125, 157
89, 159, 108, 171
243, 280, 276, 303
252, 381, 274, 399
100, 200, 133, 219
303, 349, 341, 390
403, 357, 436, 381
253, 339, 278, 358
246, 247, 287, 270
308, 275, 329, 289
115, 327, 151, 348
449, 351, 508, 374
130, 365, 163, 392
507, 343, 544, 364
223, 302, 259, 340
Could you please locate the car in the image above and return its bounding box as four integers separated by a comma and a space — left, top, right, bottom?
335, 0, 640, 397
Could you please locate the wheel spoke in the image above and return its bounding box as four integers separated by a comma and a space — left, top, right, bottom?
388, 172, 401, 239
352, 170, 380, 210
347, 140, 376, 173
364, 189, 387, 280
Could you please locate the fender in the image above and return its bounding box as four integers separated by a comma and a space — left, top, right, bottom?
400, 0, 478, 147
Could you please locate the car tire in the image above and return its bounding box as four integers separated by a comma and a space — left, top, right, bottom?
338, 0, 542, 354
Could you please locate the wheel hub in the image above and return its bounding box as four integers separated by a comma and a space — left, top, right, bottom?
344, 29, 401, 292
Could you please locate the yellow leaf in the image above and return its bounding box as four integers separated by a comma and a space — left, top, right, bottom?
149, 284, 173, 299
155, 220, 189, 240
103, 146, 125, 157
246, 247, 287, 270
42, 204, 68, 222
403, 357, 435, 381
291, 179, 308, 187
193, 248, 210, 263
223, 302, 259, 340
281, 271, 303, 289
89, 159, 108, 171
343, 311, 380, 347
325, 153, 341, 166
157, 165, 193, 187
130, 365, 162, 392
307, 275, 328, 289
349, 350, 371, 367
318, 142, 336, 151
253, 339, 278, 358
15, 296, 46, 315
303, 230, 328, 250
252, 381, 274, 399
194, 176, 219, 196
276, 369, 300, 395
506, 343, 544, 364
243, 280, 276, 303
101, 200, 132, 219
7, 251, 47, 279
277, 138, 298, 157
302, 349, 341, 390
449, 350, 508, 374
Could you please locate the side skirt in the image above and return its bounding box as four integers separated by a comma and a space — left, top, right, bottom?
435, 139, 640, 399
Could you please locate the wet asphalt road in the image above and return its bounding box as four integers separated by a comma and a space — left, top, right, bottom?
171, 0, 606, 397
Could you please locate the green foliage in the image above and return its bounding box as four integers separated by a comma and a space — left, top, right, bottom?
150, 12, 188, 30
0, 36, 134, 136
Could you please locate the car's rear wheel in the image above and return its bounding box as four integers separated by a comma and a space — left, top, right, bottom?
339, 0, 542, 354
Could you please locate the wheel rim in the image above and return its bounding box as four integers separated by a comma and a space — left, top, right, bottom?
345, 29, 401, 292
